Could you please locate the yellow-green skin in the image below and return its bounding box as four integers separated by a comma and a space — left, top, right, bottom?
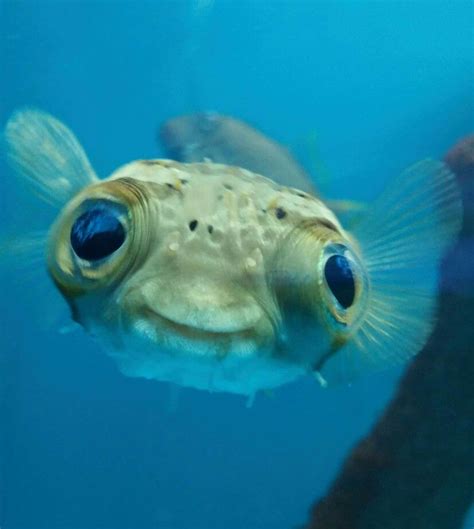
48, 160, 362, 396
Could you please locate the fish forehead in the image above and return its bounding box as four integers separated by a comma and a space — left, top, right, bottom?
108, 159, 340, 262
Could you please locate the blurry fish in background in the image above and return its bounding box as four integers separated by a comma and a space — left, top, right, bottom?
159, 112, 317, 195
159, 112, 367, 221
1, 108, 463, 401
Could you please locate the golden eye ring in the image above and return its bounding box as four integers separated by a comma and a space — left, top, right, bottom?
316, 243, 369, 332
47, 179, 150, 296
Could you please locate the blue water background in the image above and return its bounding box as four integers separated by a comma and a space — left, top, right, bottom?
1, 1, 473, 528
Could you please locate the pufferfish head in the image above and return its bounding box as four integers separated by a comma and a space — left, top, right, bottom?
4, 109, 463, 395
45, 156, 371, 392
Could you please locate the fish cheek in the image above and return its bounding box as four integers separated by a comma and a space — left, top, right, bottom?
276, 299, 333, 366
271, 223, 367, 364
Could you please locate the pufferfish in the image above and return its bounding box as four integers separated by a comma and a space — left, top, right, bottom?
4, 109, 462, 398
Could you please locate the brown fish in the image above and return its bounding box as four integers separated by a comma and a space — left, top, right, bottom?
159, 112, 317, 195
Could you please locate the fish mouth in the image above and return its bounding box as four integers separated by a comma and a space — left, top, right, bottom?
117, 305, 297, 397
132, 306, 266, 352
121, 279, 277, 355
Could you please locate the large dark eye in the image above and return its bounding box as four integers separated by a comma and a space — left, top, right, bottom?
70, 206, 126, 261
324, 254, 355, 309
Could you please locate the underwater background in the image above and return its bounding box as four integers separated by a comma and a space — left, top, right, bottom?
1, 1, 473, 528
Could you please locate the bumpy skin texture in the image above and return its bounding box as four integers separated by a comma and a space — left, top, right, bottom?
304, 136, 474, 529
48, 159, 348, 395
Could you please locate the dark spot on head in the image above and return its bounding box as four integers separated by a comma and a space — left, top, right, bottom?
166, 183, 174, 189
180, 179, 189, 185
275, 207, 287, 219
317, 218, 339, 232
261, 209, 267, 214
223, 183, 233, 190
189, 220, 198, 231
140, 160, 161, 166
207, 225, 214, 234
297, 192, 309, 198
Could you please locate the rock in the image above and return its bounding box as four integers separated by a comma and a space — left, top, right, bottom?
305, 134, 474, 529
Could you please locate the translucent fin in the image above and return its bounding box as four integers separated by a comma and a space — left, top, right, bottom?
0, 231, 67, 331
320, 159, 463, 384
326, 199, 367, 228
0, 230, 48, 274
326, 199, 367, 215
4, 108, 98, 207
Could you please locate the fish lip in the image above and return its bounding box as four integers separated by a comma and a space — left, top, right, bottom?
121, 281, 263, 342
135, 306, 260, 344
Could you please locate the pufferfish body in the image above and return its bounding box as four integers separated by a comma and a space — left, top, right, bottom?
4, 110, 463, 397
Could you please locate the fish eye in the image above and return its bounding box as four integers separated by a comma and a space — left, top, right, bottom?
70, 204, 126, 261
320, 243, 364, 320
324, 254, 355, 309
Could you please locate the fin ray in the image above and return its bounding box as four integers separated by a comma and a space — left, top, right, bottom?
320, 159, 462, 384
4, 108, 98, 207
